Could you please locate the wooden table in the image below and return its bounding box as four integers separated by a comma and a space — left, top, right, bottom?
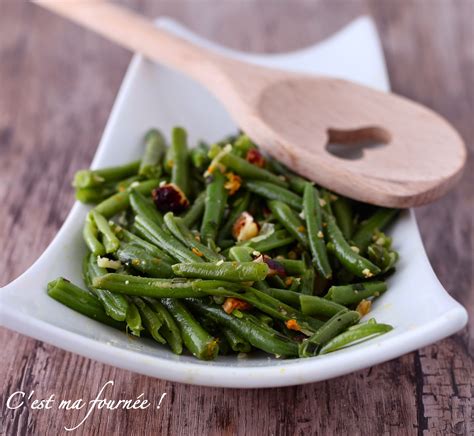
1, 1, 472, 434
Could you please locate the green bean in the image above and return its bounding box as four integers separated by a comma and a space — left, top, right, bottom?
352, 208, 398, 252
299, 310, 360, 357
332, 196, 354, 240
244, 229, 295, 252
217, 192, 251, 242
367, 244, 399, 273
85, 253, 129, 321
186, 299, 298, 357
300, 294, 347, 318
170, 127, 190, 196
139, 129, 166, 179
216, 152, 288, 187
300, 267, 315, 295
275, 259, 306, 275
246, 180, 302, 210
93, 273, 207, 298
260, 287, 301, 308
325, 214, 380, 278
190, 141, 210, 170
268, 200, 308, 247
228, 245, 254, 262
83, 215, 105, 256
73, 161, 140, 189
228, 246, 270, 290
113, 225, 174, 263
164, 212, 223, 262
222, 327, 252, 353
75, 183, 116, 204
266, 159, 307, 194
129, 189, 164, 226
116, 243, 174, 278
134, 214, 203, 263
201, 170, 228, 245
89, 210, 120, 253
162, 298, 218, 360
287, 175, 308, 195
267, 275, 287, 289
182, 191, 206, 228
144, 298, 183, 354
94, 179, 159, 218
47, 277, 124, 329
303, 183, 332, 279
255, 312, 274, 328
54, 128, 402, 361
319, 321, 393, 354
132, 297, 166, 343
116, 175, 142, 192
233, 134, 255, 158
125, 301, 144, 336
192, 282, 322, 333
172, 261, 269, 282
325, 281, 387, 305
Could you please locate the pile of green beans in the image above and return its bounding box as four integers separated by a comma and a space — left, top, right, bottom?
48, 127, 399, 361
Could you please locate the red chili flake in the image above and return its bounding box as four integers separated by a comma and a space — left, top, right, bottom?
285, 319, 302, 332
246, 149, 266, 167
151, 183, 189, 213
222, 297, 252, 314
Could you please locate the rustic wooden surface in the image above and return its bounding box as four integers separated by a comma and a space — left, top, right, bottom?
0, 1, 472, 435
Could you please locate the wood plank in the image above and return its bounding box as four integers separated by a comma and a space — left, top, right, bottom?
1, 1, 472, 435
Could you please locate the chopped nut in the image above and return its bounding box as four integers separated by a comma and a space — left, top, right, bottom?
152, 183, 189, 213
351, 246, 360, 253
97, 256, 122, 270
356, 299, 372, 316
362, 268, 373, 278
297, 225, 306, 233
317, 230, 324, 239
232, 212, 259, 241
224, 172, 242, 195
319, 198, 327, 207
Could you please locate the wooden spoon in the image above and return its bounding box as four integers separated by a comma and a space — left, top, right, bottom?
36, 1, 466, 207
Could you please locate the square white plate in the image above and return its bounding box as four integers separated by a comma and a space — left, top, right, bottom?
0, 17, 467, 388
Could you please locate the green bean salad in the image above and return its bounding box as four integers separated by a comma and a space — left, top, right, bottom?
47, 127, 399, 360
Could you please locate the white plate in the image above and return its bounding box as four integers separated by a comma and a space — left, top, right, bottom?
0, 17, 467, 388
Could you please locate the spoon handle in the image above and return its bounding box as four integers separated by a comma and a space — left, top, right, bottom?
36, 1, 219, 80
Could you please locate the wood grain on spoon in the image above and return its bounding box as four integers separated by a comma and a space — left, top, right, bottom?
35, 0, 466, 207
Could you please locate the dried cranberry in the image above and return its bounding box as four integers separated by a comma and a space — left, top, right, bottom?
152, 183, 189, 213
246, 148, 266, 167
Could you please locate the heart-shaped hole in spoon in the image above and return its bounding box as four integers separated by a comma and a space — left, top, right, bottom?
325, 126, 391, 160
